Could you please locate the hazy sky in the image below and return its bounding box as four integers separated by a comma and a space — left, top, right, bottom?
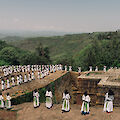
0, 0, 120, 32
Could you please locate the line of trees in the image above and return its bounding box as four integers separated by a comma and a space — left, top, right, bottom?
0, 41, 51, 66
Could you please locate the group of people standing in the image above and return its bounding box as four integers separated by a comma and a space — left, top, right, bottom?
0, 64, 63, 91
33, 88, 53, 109
0, 92, 11, 110
33, 89, 114, 114
0, 88, 115, 114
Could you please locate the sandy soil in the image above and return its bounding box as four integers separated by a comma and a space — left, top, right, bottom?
0, 110, 16, 120
11, 102, 120, 120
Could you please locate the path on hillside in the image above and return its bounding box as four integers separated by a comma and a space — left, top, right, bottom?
12, 102, 120, 120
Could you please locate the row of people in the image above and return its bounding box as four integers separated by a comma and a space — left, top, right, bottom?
0, 64, 63, 91
0, 89, 114, 114
0, 92, 11, 109
33, 89, 114, 114
1, 72, 35, 91
0, 64, 63, 77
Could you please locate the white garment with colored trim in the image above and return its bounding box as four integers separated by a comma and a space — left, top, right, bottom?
7, 79, 10, 89
103, 93, 114, 112
62, 93, 70, 111
81, 95, 90, 113
0, 95, 4, 108
6, 95, 11, 109
45, 91, 52, 108
33, 92, 40, 107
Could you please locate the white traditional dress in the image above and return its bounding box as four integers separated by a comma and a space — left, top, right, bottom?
81, 95, 90, 114
24, 75, 28, 83
45, 91, 52, 108
1, 80, 5, 91
6, 95, 11, 109
11, 77, 15, 86
65, 66, 67, 71
62, 93, 70, 112
69, 66, 72, 71
7, 79, 10, 89
31, 72, 35, 80
103, 93, 114, 112
95, 66, 98, 71
89, 66, 92, 72
33, 91, 40, 108
17, 76, 20, 85
19, 75, 23, 84
37, 71, 40, 79
0, 95, 4, 108
28, 74, 31, 82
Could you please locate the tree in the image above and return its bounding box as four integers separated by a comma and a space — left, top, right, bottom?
0, 47, 19, 65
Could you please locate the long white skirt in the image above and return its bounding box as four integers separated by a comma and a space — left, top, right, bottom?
33, 97, 39, 108
103, 101, 113, 112
46, 97, 52, 108
0, 100, 4, 108
81, 101, 90, 113
62, 99, 70, 112
6, 100, 11, 109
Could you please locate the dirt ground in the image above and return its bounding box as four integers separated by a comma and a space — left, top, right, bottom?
0, 110, 16, 120
9, 102, 120, 120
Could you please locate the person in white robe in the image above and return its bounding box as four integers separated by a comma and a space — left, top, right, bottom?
17, 75, 20, 85
78, 67, 81, 76
28, 72, 31, 82
81, 91, 90, 115
1, 79, 5, 91
95, 66, 98, 71
37, 71, 40, 79
31, 72, 35, 80
6, 78, 10, 89
45, 89, 53, 109
103, 89, 114, 113
11, 76, 15, 87
89, 66, 92, 72
69, 66, 72, 71
6, 93, 11, 109
0, 92, 4, 109
24, 74, 28, 83
62, 90, 70, 112
19, 74, 23, 84
65, 66, 67, 71
40, 71, 43, 79
103, 66, 107, 72
33, 89, 40, 108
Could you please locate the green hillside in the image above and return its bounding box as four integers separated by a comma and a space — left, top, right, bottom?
3, 31, 120, 71
6, 33, 93, 61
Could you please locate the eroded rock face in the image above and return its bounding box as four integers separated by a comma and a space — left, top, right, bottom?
70, 70, 120, 106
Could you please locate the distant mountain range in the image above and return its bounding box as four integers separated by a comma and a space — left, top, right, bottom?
0, 30, 72, 38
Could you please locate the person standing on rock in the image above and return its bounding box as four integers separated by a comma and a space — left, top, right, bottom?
33, 89, 40, 108
78, 67, 81, 76
6, 77, 10, 89
62, 89, 70, 112
65, 66, 67, 71
17, 75, 20, 85
103, 89, 114, 113
31, 71, 35, 80
0, 92, 4, 109
69, 66, 72, 71
24, 74, 28, 83
6, 93, 11, 110
11, 75, 15, 87
45, 88, 53, 109
1, 79, 5, 91
81, 91, 90, 115
28, 72, 31, 82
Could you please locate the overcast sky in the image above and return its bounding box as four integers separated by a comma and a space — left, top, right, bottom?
0, 0, 120, 32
